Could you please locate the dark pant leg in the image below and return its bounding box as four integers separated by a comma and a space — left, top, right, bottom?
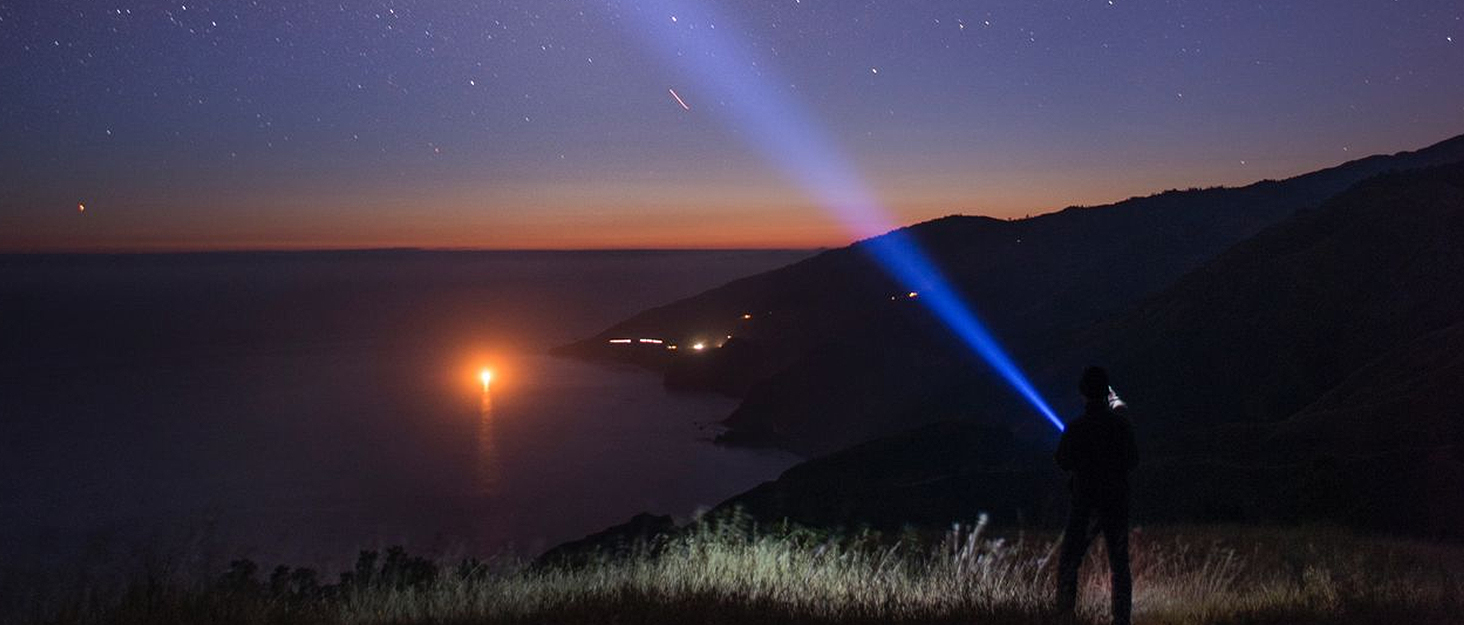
1099, 505, 1132, 625
1055, 501, 1093, 613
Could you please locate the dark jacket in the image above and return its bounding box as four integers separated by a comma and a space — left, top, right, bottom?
1055, 401, 1139, 504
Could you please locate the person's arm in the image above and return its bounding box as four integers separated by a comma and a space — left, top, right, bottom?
1055, 426, 1074, 471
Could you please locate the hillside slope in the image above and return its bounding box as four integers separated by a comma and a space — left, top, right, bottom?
1060, 162, 1464, 448
560, 134, 1464, 455
716, 162, 1464, 538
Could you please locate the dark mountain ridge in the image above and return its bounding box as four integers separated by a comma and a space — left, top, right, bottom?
1052, 162, 1464, 446
545, 158, 1464, 560
727, 160, 1464, 539
559, 133, 1464, 455
1073, 162, 1464, 535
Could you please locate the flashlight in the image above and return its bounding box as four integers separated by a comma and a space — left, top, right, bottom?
1107, 386, 1127, 414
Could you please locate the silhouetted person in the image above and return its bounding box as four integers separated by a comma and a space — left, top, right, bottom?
1054, 366, 1138, 625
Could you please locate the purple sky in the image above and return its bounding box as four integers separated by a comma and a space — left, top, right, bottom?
2, 1, 1461, 250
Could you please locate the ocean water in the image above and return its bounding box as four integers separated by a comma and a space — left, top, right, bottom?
0, 250, 809, 570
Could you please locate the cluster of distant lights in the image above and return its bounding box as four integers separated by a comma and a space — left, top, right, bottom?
608, 293, 919, 352
608, 337, 714, 351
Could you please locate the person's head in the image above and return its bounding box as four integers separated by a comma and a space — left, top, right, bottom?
1079, 366, 1109, 402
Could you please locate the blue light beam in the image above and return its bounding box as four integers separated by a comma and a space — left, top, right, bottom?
614, 1, 1064, 431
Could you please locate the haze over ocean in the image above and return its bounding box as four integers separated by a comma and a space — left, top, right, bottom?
0, 250, 807, 568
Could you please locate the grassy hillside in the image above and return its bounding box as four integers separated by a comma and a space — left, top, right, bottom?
19, 518, 1462, 625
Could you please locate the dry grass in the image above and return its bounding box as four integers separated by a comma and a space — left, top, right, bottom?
17, 514, 1464, 625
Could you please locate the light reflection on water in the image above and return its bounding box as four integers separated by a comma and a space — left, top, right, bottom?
477, 385, 500, 496
0, 250, 812, 572
5, 348, 798, 574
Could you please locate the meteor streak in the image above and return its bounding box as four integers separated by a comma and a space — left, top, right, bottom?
668, 88, 691, 111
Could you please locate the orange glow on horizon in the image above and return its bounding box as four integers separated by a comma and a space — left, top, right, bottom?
6, 144, 1403, 255
8, 190, 1063, 253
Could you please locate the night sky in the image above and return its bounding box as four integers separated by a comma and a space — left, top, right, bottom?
3, 1, 1460, 251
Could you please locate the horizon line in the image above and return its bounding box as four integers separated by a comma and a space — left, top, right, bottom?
0, 245, 833, 257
